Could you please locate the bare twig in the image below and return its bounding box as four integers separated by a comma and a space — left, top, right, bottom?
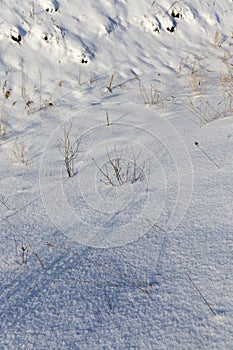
28, 241, 46, 270
58, 123, 81, 177
21, 241, 28, 264
5, 219, 46, 270
195, 141, 220, 169
94, 147, 147, 186
106, 110, 110, 126
186, 272, 217, 316
105, 74, 114, 93
0, 80, 10, 140
0, 194, 10, 210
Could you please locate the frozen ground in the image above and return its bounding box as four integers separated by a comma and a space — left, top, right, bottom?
0, 0, 233, 349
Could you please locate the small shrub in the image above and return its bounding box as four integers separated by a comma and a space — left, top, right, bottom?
138, 79, 162, 106
93, 147, 147, 186
58, 123, 81, 177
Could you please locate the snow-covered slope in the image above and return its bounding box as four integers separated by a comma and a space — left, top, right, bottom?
0, 0, 233, 349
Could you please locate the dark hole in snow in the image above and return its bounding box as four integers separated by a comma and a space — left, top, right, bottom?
11, 34, 21, 43
81, 58, 88, 64
171, 10, 182, 19
153, 26, 159, 33
45, 2, 59, 13
44, 35, 48, 41
167, 26, 175, 33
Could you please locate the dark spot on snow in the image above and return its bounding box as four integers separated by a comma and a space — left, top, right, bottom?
45, 1, 59, 13
81, 58, 88, 64
152, 23, 160, 33
171, 10, 182, 19
11, 34, 21, 43
26, 100, 33, 107
44, 35, 48, 41
167, 26, 175, 33
53, 0, 60, 11
5, 90, 11, 99
194, 141, 199, 146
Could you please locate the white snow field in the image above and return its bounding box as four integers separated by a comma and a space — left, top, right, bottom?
0, 0, 233, 348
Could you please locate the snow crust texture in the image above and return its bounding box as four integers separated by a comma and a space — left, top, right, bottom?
0, 0, 233, 349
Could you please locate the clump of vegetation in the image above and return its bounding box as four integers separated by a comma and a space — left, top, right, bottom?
138, 79, 163, 107
58, 123, 81, 177
12, 136, 28, 166
93, 147, 148, 187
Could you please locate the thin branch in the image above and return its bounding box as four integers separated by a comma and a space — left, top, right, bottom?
186, 272, 217, 316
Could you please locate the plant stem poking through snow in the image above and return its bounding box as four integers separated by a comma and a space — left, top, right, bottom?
0, 80, 10, 140
195, 141, 221, 169
186, 272, 217, 316
106, 110, 110, 126
105, 74, 114, 93
138, 79, 162, 107
58, 123, 81, 177
21, 241, 28, 264
0, 194, 10, 210
7, 219, 46, 270
93, 147, 147, 186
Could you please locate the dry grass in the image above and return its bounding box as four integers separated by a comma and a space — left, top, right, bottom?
138, 79, 162, 106
12, 135, 28, 165
188, 56, 208, 96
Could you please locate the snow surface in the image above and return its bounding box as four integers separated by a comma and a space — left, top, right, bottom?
0, 0, 233, 348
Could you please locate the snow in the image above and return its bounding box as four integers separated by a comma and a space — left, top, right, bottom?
0, 0, 233, 348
